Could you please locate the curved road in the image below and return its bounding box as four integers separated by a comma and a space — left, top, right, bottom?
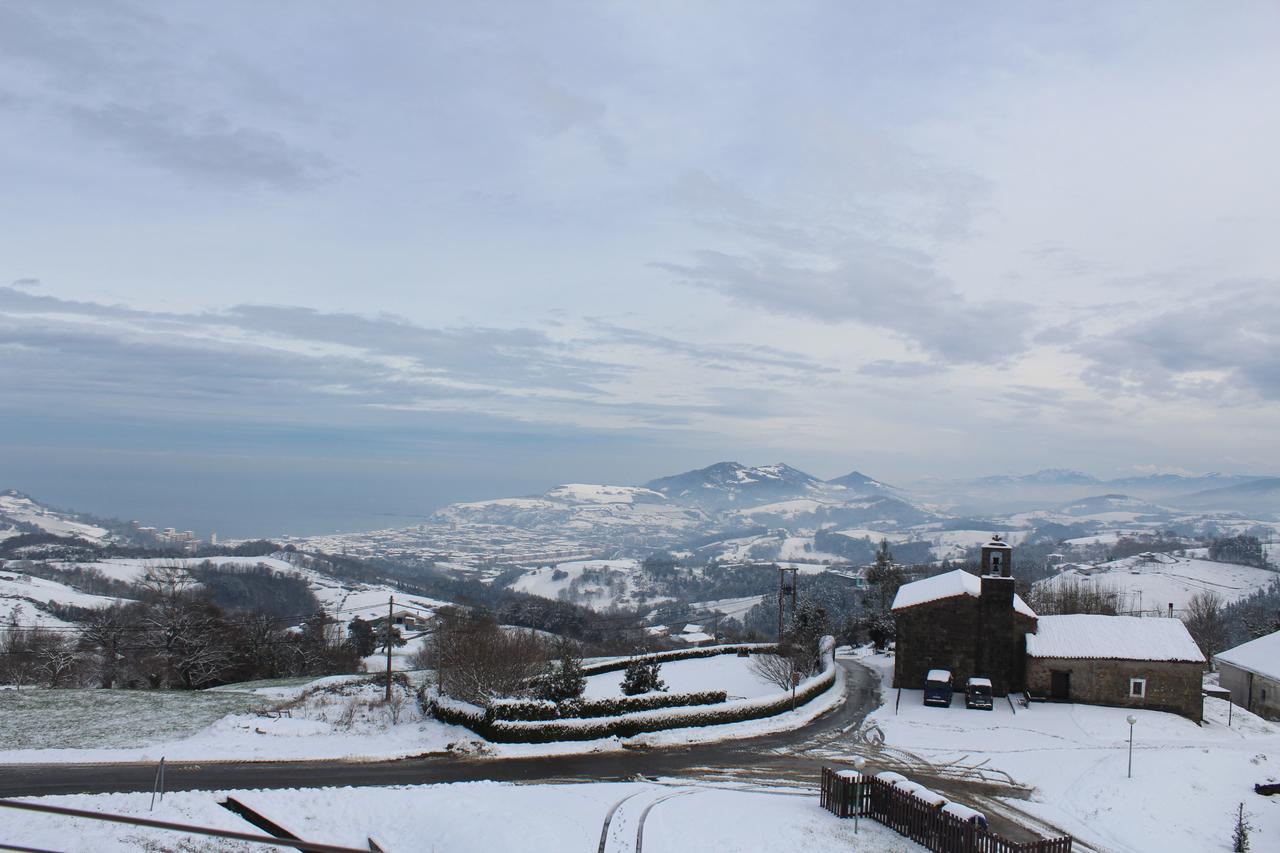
0, 660, 881, 799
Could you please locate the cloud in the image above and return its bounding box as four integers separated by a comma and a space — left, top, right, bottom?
10, 278, 39, 289
1075, 283, 1280, 402
656, 248, 1032, 365
0, 1, 333, 190
0, 287, 836, 438
64, 102, 333, 190
858, 360, 946, 379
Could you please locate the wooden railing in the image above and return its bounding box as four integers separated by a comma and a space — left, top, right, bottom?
820, 767, 1072, 853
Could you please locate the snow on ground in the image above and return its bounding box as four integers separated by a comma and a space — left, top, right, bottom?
0, 675, 465, 764
0, 780, 918, 853
0, 654, 848, 765
583, 653, 778, 701
0, 493, 109, 541
0, 571, 130, 626
1036, 553, 1280, 614
690, 594, 766, 620
778, 536, 845, 562
856, 650, 1280, 853
44, 554, 450, 628
511, 558, 646, 611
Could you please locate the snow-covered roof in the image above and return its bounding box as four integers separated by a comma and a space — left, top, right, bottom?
926, 669, 951, 682
967, 677, 992, 688
1215, 629, 1280, 680
674, 631, 713, 644
891, 569, 1036, 619
1026, 614, 1205, 663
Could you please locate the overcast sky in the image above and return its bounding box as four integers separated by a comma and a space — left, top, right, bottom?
3, 1, 1279, 536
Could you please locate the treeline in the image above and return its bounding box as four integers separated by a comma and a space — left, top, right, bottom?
1, 565, 359, 690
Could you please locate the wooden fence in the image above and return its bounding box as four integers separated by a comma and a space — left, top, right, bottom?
820, 768, 1072, 853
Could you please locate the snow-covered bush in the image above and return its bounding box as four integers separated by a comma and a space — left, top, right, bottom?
620, 655, 666, 695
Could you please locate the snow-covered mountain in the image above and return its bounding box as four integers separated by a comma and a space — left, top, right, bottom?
429, 483, 712, 549
644, 462, 827, 509
970, 469, 1101, 487
824, 470, 898, 496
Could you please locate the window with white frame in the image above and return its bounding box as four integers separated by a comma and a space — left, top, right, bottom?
1129, 678, 1146, 698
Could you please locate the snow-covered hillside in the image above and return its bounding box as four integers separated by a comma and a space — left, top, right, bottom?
1035, 552, 1280, 614
0, 491, 110, 543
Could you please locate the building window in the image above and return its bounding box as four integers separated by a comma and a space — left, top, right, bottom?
1129, 678, 1146, 698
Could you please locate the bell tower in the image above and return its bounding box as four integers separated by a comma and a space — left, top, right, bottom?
981, 534, 1013, 577
978, 534, 1019, 695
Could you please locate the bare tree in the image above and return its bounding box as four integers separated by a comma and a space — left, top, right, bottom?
750, 651, 807, 693
136, 564, 230, 688
426, 608, 551, 704
1184, 591, 1229, 660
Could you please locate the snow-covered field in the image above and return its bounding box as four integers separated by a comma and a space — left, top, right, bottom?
0, 780, 918, 853
510, 558, 661, 611
0, 651, 847, 765
855, 650, 1280, 853
1036, 552, 1280, 614
583, 654, 778, 701
0, 570, 130, 627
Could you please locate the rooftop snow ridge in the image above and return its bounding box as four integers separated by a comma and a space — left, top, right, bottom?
891, 569, 1036, 618
1026, 614, 1205, 663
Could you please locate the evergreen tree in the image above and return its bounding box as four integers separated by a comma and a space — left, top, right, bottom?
346, 617, 376, 657
375, 620, 407, 654
621, 654, 667, 695
540, 639, 586, 703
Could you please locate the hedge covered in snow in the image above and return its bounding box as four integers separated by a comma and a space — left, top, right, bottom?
578, 643, 776, 677
423, 639, 838, 743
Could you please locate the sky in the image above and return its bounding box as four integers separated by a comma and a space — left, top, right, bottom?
2, 1, 1279, 536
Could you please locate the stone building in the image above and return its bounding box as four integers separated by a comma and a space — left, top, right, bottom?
1025, 614, 1206, 723
891, 536, 1038, 696
1214, 629, 1280, 721
892, 536, 1207, 721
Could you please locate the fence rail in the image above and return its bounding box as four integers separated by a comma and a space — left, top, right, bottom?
820, 768, 1072, 853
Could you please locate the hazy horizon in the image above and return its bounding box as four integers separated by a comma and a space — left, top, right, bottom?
4, 2, 1279, 537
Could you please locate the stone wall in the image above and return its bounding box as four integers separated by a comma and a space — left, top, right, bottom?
894, 596, 1035, 696
1026, 656, 1203, 722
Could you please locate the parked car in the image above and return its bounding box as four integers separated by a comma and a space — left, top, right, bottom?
924, 669, 953, 707
942, 801, 989, 830
965, 677, 994, 710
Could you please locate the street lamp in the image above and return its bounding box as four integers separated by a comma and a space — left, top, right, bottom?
853, 757, 867, 834
1126, 714, 1138, 778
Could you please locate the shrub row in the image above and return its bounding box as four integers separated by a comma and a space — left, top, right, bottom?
579, 643, 777, 677
425, 655, 838, 743
488, 690, 729, 721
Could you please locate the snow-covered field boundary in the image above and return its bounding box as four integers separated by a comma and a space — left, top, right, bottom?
578, 642, 777, 676
427, 640, 837, 743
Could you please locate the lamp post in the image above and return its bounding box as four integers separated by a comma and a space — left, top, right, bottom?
852, 757, 867, 833
1126, 714, 1137, 778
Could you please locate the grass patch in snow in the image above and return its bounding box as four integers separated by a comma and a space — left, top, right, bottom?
0, 688, 270, 750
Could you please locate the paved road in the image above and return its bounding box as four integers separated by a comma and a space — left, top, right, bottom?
0, 660, 880, 799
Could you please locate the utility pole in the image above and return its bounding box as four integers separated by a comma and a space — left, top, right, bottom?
777, 566, 798, 641
385, 596, 394, 702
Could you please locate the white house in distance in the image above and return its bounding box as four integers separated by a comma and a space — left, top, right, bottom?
1214, 629, 1280, 721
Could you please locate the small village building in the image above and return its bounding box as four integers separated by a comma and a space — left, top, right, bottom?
891, 536, 1038, 697
1025, 614, 1206, 723
1214, 629, 1280, 721
892, 536, 1207, 721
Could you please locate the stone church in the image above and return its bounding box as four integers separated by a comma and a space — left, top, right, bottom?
890, 536, 1206, 722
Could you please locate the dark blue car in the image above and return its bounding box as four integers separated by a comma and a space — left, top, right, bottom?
924, 669, 953, 707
